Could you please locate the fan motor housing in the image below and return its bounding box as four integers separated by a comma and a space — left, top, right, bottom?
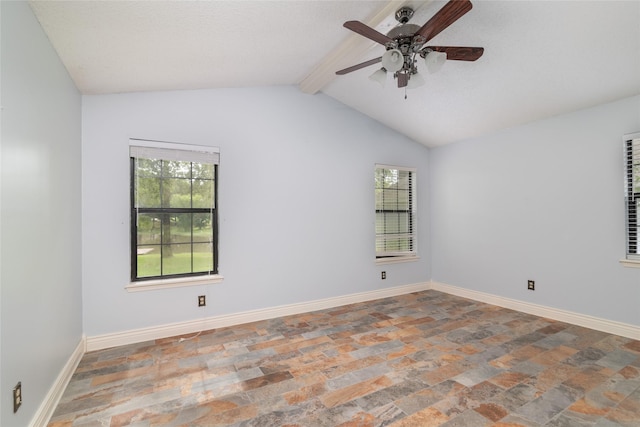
387, 23, 421, 40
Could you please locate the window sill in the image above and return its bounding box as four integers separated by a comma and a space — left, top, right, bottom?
126, 274, 224, 292
375, 256, 419, 265
619, 259, 640, 269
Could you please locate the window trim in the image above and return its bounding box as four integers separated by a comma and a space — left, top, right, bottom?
129, 139, 221, 284
126, 274, 224, 292
375, 255, 419, 265
375, 164, 417, 260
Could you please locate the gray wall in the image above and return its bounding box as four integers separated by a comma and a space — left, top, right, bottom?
430, 95, 640, 326
81, 88, 431, 336
1, 2, 83, 425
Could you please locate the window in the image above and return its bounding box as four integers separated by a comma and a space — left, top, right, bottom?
624, 132, 640, 261
130, 139, 219, 282
375, 165, 417, 259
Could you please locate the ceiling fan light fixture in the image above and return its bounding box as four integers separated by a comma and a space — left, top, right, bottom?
425, 50, 447, 73
381, 49, 404, 73
368, 68, 387, 87
406, 72, 425, 89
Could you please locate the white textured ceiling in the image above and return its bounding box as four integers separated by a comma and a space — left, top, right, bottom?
29, 0, 640, 147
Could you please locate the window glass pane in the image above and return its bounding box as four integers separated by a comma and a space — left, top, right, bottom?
386, 239, 402, 252
136, 158, 161, 178
385, 212, 409, 233
381, 189, 399, 210
193, 163, 214, 179
397, 212, 410, 232
162, 160, 191, 178
397, 170, 411, 189
137, 213, 162, 245
159, 213, 189, 245
193, 179, 214, 208
375, 212, 385, 234
375, 188, 383, 207
397, 189, 410, 209
383, 239, 393, 252
135, 177, 160, 208
159, 213, 173, 246
137, 246, 160, 278
382, 169, 398, 188
161, 178, 191, 208
193, 242, 214, 272
193, 213, 213, 243
162, 244, 192, 275
170, 213, 192, 243
383, 212, 398, 233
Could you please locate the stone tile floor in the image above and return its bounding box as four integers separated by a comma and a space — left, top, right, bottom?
48, 290, 640, 426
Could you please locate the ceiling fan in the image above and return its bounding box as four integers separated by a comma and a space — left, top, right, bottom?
336, 0, 484, 90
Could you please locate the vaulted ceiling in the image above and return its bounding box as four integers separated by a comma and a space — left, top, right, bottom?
29, 0, 640, 147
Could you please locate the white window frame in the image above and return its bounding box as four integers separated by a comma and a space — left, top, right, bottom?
375, 164, 418, 263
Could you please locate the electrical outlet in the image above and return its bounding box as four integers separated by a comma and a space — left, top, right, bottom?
381, 271, 386, 280
527, 280, 535, 291
13, 382, 22, 413
198, 295, 206, 307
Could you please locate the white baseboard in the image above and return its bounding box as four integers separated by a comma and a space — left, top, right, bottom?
430, 281, 640, 340
87, 279, 640, 352
86, 282, 431, 351
30, 336, 86, 427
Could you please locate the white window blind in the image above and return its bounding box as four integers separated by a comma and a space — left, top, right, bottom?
624, 133, 640, 260
375, 165, 417, 258
129, 139, 219, 164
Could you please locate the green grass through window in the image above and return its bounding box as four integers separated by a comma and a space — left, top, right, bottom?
137, 251, 213, 278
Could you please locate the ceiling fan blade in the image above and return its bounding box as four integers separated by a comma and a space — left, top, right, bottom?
335, 57, 382, 75
344, 21, 394, 45
427, 46, 484, 61
416, 0, 473, 43
397, 73, 408, 88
